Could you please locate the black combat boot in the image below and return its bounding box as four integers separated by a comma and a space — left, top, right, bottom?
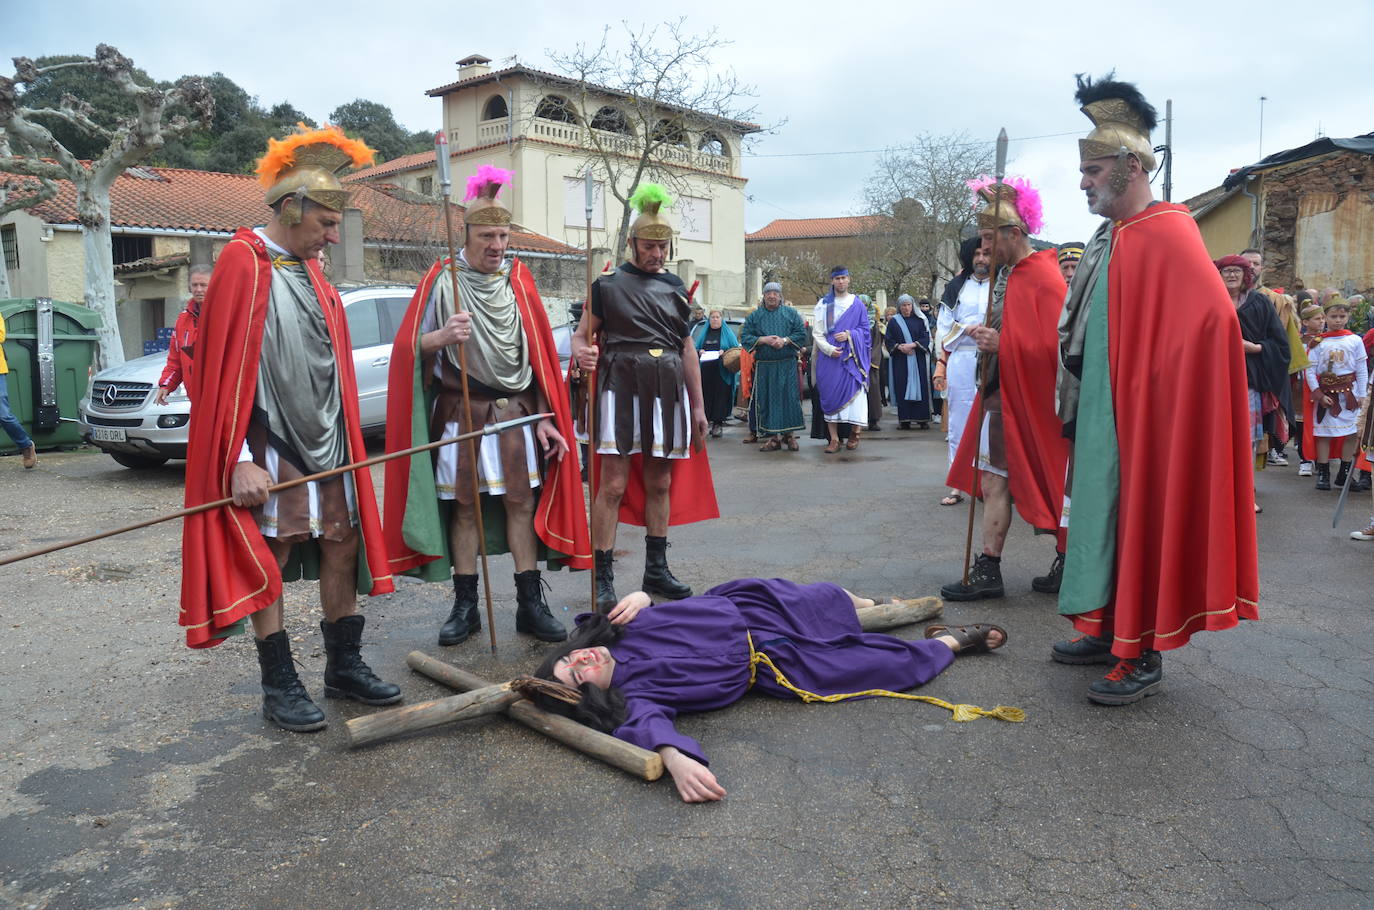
514, 570, 568, 642
321, 615, 403, 705
1316, 462, 1332, 491
642, 536, 692, 600
255, 631, 326, 732
1334, 459, 1352, 489
1087, 650, 1163, 705
439, 573, 481, 646
1352, 470, 1372, 493
1051, 633, 1116, 665
594, 549, 618, 614
939, 553, 1005, 601
1031, 550, 1065, 594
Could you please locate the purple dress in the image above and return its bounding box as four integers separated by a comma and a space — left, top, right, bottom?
605, 578, 955, 765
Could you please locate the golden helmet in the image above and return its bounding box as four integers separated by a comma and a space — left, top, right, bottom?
463, 165, 514, 226
1074, 74, 1159, 172
627, 183, 674, 242
255, 124, 375, 225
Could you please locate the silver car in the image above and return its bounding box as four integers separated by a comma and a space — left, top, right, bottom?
78, 285, 417, 469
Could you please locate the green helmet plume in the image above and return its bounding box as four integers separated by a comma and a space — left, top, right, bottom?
629, 183, 673, 214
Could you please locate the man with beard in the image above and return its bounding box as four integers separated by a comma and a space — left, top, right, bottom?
741, 282, 808, 450
383, 166, 589, 646
572, 184, 717, 612
1053, 74, 1259, 705
935, 238, 992, 504
941, 177, 1069, 601
811, 267, 871, 452
155, 265, 211, 404
181, 126, 399, 731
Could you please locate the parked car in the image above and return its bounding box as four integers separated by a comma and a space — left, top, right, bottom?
78, 285, 417, 469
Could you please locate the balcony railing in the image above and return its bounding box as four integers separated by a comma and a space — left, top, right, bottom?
475, 117, 735, 176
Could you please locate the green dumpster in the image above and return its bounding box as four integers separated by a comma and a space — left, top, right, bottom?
0, 298, 103, 453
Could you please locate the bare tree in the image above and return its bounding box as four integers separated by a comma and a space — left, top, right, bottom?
0, 46, 212, 367
747, 249, 832, 304
545, 19, 770, 258
857, 131, 994, 299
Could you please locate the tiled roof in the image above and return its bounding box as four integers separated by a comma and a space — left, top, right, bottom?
344, 150, 444, 182
745, 215, 895, 241
113, 253, 190, 275
0, 163, 579, 255
426, 64, 761, 134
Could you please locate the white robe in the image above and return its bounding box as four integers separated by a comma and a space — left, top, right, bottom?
813, 294, 869, 425
936, 277, 989, 467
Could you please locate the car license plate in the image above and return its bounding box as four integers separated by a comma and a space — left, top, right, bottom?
92, 427, 127, 443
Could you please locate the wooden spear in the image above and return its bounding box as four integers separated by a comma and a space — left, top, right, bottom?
583, 169, 599, 612
0, 413, 550, 569
961, 128, 1009, 587
434, 131, 499, 652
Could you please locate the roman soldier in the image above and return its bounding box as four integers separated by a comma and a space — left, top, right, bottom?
571, 183, 719, 612
383, 166, 590, 645
181, 125, 400, 732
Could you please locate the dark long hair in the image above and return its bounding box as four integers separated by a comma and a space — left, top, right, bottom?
529, 614, 628, 733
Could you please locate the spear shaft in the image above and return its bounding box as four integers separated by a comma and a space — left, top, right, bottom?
434, 131, 500, 652
962, 128, 1009, 586
0, 413, 550, 569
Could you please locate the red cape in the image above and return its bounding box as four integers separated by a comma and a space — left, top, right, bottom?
946, 249, 1068, 532
382, 257, 591, 571
1070, 205, 1259, 652
180, 229, 393, 649
591, 446, 720, 526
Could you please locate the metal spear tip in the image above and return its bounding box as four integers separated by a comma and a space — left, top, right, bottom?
995, 128, 1009, 180
482, 412, 554, 435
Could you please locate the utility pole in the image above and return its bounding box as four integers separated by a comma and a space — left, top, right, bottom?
1163, 99, 1173, 202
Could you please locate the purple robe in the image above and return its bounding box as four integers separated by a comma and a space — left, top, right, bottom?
815, 294, 872, 414
604, 578, 955, 765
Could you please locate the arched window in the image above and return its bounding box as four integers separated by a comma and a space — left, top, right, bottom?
698, 132, 729, 158
651, 118, 688, 147
481, 95, 509, 120
591, 106, 634, 136
535, 95, 577, 124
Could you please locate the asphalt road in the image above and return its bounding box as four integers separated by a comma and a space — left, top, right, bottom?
1, 417, 1370, 910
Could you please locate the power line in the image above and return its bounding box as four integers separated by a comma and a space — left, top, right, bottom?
741, 129, 1086, 159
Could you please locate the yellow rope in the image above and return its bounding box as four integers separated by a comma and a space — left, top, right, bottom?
746, 631, 1025, 724
271, 255, 301, 269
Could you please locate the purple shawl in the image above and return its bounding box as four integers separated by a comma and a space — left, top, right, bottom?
815, 293, 871, 414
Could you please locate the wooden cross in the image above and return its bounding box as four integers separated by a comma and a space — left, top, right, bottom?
344, 596, 943, 781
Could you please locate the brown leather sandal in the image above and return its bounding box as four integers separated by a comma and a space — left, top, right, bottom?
845, 435, 861, 451
759, 438, 782, 451
823, 440, 841, 453
785, 436, 799, 451
741, 435, 758, 445
924, 623, 1008, 654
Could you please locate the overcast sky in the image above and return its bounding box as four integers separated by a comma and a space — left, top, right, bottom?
5, 0, 1371, 244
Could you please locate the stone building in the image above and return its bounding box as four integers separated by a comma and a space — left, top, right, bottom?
346, 54, 759, 310
1, 166, 581, 359
1186, 133, 1374, 294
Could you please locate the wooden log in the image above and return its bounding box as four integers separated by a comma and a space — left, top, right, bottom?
856, 596, 943, 631
406, 651, 664, 781
345, 683, 521, 749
